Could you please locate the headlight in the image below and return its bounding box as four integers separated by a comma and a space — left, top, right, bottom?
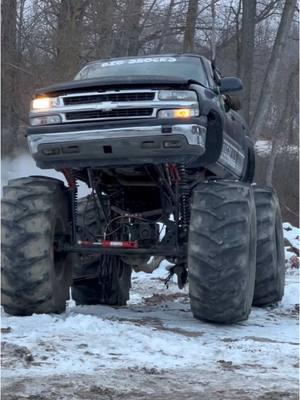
30, 115, 61, 126
31, 97, 60, 111
157, 108, 199, 118
158, 90, 197, 101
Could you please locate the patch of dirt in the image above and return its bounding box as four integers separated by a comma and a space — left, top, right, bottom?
106, 314, 202, 337
143, 292, 189, 305
156, 326, 202, 337
241, 363, 267, 370
267, 304, 299, 319
217, 360, 242, 371
107, 316, 163, 328
1, 327, 12, 334
3, 371, 299, 400
1, 342, 34, 368
77, 343, 88, 349
257, 391, 298, 400
243, 336, 299, 346
128, 366, 162, 375
292, 304, 299, 315
222, 337, 239, 343
78, 385, 119, 400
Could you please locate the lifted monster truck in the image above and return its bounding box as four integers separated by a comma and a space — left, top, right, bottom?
1, 54, 285, 323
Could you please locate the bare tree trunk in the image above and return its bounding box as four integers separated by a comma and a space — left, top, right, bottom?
182, 0, 198, 52
92, 0, 114, 59
265, 61, 298, 186
17, 0, 26, 58
1, 0, 18, 156
233, 0, 242, 76
54, 0, 88, 81
251, 0, 297, 139
155, 0, 175, 53
239, 0, 256, 126
210, 0, 217, 60
265, 140, 279, 186
120, 0, 144, 56
127, 0, 144, 56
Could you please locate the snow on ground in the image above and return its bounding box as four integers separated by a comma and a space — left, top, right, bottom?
255, 140, 299, 156
284, 223, 300, 252
284, 223, 300, 269
1, 154, 300, 399
1, 260, 299, 399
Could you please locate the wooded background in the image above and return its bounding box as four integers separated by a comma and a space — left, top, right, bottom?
1, 0, 299, 223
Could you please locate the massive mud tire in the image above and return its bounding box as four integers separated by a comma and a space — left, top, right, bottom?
252, 186, 285, 306
188, 181, 257, 323
72, 196, 131, 306
1, 177, 72, 316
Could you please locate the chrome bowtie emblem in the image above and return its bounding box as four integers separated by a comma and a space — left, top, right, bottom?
95, 102, 116, 111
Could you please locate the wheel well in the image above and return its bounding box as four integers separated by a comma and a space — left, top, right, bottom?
242, 145, 255, 183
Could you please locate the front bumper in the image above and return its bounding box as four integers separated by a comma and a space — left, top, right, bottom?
27, 122, 207, 168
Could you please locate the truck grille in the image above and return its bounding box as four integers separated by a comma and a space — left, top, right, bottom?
64, 92, 155, 105
65, 108, 153, 121
30, 89, 198, 124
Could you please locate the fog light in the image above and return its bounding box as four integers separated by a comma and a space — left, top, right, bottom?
158, 108, 198, 118
30, 115, 61, 126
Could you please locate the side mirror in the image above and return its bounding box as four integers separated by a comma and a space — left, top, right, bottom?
219, 77, 243, 93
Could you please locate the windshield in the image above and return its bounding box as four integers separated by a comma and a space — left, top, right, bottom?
75, 56, 208, 86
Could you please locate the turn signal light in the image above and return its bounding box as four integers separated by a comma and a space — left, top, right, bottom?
158, 108, 198, 118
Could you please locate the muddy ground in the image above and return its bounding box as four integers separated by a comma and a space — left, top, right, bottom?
1, 266, 299, 400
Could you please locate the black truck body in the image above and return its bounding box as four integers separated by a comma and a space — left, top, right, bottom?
3, 54, 285, 324
27, 54, 253, 181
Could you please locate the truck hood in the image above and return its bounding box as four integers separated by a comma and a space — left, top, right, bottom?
34, 75, 191, 97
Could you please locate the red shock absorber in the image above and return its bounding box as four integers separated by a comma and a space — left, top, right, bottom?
62, 168, 77, 189
166, 163, 181, 183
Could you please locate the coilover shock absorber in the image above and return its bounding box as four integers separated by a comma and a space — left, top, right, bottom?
178, 164, 190, 233
62, 168, 78, 244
